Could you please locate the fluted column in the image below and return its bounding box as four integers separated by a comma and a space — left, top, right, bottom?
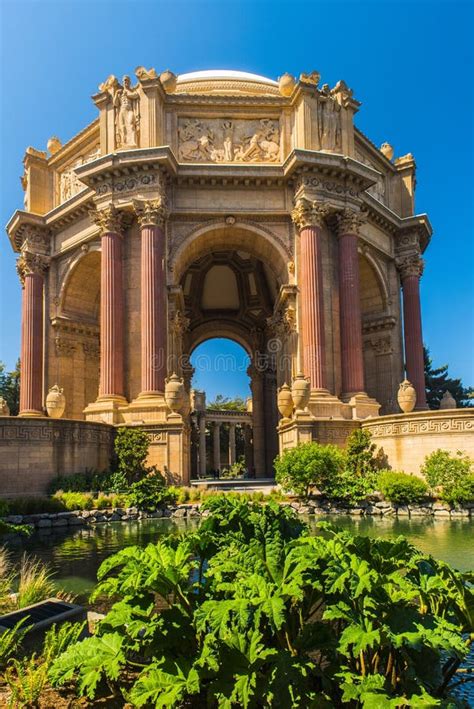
91, 206, 126, 400
337, 209, 366, 397
213, 422, 221, 472
229, 423, 236, 466
17, 251, 50, 416
291, 199, 330, 390
134, 199, 168, 396
396, 252, 427, 409
199, 415, 207, 477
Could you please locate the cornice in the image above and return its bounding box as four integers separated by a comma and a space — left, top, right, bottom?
283, 149, 380, 193
354, 128, 397, 173
48, 120, 100, 168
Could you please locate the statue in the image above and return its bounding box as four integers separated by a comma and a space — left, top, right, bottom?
114, 75, 140, 148
319, 94, 341, 151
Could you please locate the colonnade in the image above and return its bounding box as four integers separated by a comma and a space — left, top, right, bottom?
194, 413, 254, 477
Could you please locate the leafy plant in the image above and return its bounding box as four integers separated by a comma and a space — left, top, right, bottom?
48, 468, 107, 494
16, 554, 58, 608
274, 441, 345, 497
114, 427, 151, 484
127, 472, 177, 511
49, 497, 472, 706
5, 654, 49, 706
3, 496, 65, 515
378, 470, 429, 505
0, 619, 29, 671
42, 620, 86, 664
422, 449, 474, 505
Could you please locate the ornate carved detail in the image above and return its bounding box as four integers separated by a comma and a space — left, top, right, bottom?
0, 421, 113, 444
135, 66, 158, 82
113, 76, 140, 148
83, 341, 100, 359
395, 253, 424, 280
295, 172, 360, 200
299, 71, 320, 86
291, 198, 332, 230
16, 252, 50, 284
396, 229, 421, 252
59, 146, 100, 203
54, 337, 76, 356
94, 168, 163, 198
370, 336, 393, 356
336, 208, 365, 236
362, 315, 397, 335
89, 204, 125, 235
366, 415, 473, 438
20, 225, 51, 254
133, 197, 168, 228
177, 117, 280, 163
170, 309, 190, 336
267, 304, 297, 339
318, 89, 342, 152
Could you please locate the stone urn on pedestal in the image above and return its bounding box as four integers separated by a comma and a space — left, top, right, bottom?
291, 374, 310, 413
46, 384, 66, 419
397, 379, 416, 413
165, 373, 185, 417
277, 383, 294, 421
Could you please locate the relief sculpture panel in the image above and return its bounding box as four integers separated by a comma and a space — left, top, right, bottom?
177, 117, 281, 163
59, 146, 101, 203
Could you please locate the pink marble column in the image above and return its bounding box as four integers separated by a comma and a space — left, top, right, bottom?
18, 256, 47, 416
292, 199, 328, 389
135, 200, 167, 395
397, 253, 427, 409
337, 210, 365, 397
93, 206, 125, 400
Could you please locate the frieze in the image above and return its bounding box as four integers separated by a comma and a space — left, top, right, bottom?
94, 169, 162, 198
59, 146, 100, 204
55, 337, 76, 356
177, 117, 281, 163
0, 422, 113, 444
367, 417, 473, 438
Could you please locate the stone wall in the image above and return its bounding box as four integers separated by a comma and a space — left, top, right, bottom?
0, 417, 115, 497
362, 409, 474, 474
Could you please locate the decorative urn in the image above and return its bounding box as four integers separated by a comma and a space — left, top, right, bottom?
47, 136, 62, 155
0, 397, 10, 416
165, 373, 185, 414
439, 390, 456, 410
278, 73, 296, 97
277, 383, 294, 419
380, 142, 394, 161
291, 374, 310, 412
46, 384, 66, 419
397, 379, 416, 413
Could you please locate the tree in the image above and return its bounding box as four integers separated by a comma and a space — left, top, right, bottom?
424, 347, 473, 409
0, 359, 20, 415
207, 394, 247, 411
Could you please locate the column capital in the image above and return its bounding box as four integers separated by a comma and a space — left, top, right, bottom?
291, 198, 331, 230
16, 251, 50, 285
336, 207, 365, 236
395, 252, 424, 280
89, 204, 125, 235
19, 224, 51, 255
133, 198, 168, 228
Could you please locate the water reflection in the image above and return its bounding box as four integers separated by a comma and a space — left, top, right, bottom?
6, 516, 473, 601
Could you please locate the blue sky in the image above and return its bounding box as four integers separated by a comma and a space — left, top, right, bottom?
1, 0, 473, 401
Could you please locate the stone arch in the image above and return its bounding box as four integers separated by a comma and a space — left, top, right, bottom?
358, 251, 387, 316
187, 322, 254, 358
170, 222, 290, 287
60, 249, 101, 322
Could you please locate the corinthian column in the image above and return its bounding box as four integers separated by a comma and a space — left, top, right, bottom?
92, 205, 126, 402
17, 251, 50, 416
396, 252, 427, 409
291, 198, 330, 390
336, 208, 366, 397
134, 199, 167, 396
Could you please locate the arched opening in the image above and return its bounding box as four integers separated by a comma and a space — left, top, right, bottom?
61, 250, 101, 323
189, 338, 253, 480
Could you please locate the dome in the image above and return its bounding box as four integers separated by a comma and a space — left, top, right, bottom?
175, 69, 279, 96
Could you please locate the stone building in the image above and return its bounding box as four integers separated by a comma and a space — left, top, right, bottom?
5, 68, 441, 484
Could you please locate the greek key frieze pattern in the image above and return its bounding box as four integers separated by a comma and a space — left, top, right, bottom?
366, 418, 473, 438
0, 423, 113, 445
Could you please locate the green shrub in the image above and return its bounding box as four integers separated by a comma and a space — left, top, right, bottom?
52, 491, 94, 511
345, 428, 380, 476
5, 497, 66, 515
274, 442, 345, 497
47, 468, 106, 494
0, 499, 10, 516
378, 470, 428, 505
114, 427, 151, 484
127, 472, 177, 511
324, 467, 378, 506
421, 449, 474, 506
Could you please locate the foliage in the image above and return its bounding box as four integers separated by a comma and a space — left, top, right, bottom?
16, 554, 58, 608
422, 449, 474, 506
3, 496, 65, 515
0, 619, 29, 671
207, 394, 247, 411
49, 497, 472, 706
424, 346, 473, 409
42, 620, 86, 664
323, 467, 379, 507
47, 468, 109, 494
274, 442, 345, 497
52, 490, 94, 511
114, 427, 152, 485
378, 470, 429, 505
0, 359, 20, 416
345, 428, 381, 477
127, 472, 177, 511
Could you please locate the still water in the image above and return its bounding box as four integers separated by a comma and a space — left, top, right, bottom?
5, 515, 473, 601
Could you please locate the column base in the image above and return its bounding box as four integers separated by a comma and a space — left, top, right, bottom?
18, 409, 44, 418
122, 393, 168, 424
306, 389, 353, 420
341, 392, 381, 420
84, 396, 128, 424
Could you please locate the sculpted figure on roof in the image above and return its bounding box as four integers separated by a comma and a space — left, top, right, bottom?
114, 75, 140, 149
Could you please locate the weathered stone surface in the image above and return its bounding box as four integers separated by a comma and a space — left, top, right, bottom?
37, 518, 52, 528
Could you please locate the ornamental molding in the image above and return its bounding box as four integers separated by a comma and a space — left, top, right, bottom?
362, 315, 397, 335
266, 303, 297, 339
336, 208, 366, 236
54, 337, 77, 356
395, 252, 424, 280
369, 336, 393, 356
89, 204, 125, 235
291, 198, 333, 230
16, 252, 50, 284
51, 316, 99, 340
365, 415, 473, 438
133, 197, 168, 228
94, 167, 164, 199
169, 309, 190, 337
0, 422, 113, 444
19, 225, 51, 255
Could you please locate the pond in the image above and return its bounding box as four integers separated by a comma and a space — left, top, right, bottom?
5, 515, 474, 602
